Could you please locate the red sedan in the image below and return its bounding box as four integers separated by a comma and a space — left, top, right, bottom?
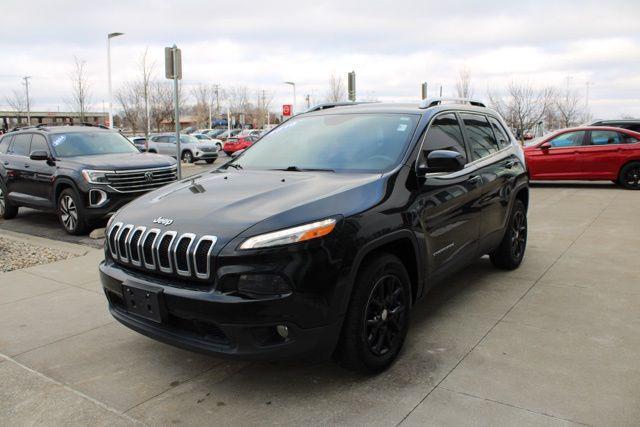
524, 126, 640, 189
222, 136, 258, 156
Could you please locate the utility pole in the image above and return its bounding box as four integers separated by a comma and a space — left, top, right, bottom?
107, 32, 124, 129
439, 85, 442, 97
23, 76, 32, 125
305, 94, 310, 108
214, 84, 220, 119
348, 71, 356, 102
421, 82, 428, 100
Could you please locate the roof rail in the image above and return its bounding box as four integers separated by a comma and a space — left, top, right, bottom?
419, 97, 486, 109
304, 101, 378, 113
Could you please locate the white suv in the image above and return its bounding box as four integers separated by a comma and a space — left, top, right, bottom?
149, 134, 220, 163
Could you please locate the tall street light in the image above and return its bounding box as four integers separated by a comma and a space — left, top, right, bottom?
107, 32, 124, 129
283, 81, 296, 115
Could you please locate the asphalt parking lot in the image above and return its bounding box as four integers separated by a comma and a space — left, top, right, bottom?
1, 183, 639, 425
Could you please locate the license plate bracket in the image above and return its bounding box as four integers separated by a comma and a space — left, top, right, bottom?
122, 281, 165, 323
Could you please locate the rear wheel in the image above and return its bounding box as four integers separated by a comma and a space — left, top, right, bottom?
619, 162, 640, 190
0, 180, 19, 219
490, 199, 527, 270
335, 253, 411, 373
58, 188, 88, 235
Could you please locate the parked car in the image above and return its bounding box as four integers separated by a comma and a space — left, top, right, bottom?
584, 119, 640, 133
237, 129, 263, 138
524, 126, 640, 189
0, 125, 177, 234
217, 128, 242, 141
148, 133, 219, 163
100, 99, 529, 372
222, 135, 258, 155
129, 136, 148, 151
205, 129, 226, 139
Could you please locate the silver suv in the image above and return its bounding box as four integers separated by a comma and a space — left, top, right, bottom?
149, 134, 219, 163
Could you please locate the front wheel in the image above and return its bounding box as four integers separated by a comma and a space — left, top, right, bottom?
490, 199, 527, 270
619, 162, 640, 190
181, 151, 194, 163
335, 253, 411, 373
205, 159, 215, 164
58, 188, 88, 235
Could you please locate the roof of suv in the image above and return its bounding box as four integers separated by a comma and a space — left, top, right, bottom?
8, 125, 112, 135
302, 100, 494, 117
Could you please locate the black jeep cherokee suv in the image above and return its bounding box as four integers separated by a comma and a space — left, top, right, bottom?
0, 125, 177, 234
100, 99, 529, 372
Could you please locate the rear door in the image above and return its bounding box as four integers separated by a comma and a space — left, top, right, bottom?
527, 131, 586, 179
4, 133, 33, 196
580, 130, 627, 179
417, 112, 482, 275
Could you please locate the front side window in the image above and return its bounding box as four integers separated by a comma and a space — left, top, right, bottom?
547, 131, 585, 148
10, 134, 32, 156
488, 117, 510, 149
460, 113, 500, 160
228, 113, 419, 173
30, 134, 49, 153
50, 132, 139, 157
590, 130, 624, 145
422, 113, 467, 163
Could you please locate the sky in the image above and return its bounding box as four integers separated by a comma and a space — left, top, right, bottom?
1, 0, 639, 119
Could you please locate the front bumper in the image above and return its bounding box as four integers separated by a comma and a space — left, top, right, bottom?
99, 260, 343, 361
193, 152, 219, 161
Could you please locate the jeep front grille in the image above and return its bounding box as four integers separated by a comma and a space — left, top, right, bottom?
107, 222, 217, 281
105, 166, 177, 193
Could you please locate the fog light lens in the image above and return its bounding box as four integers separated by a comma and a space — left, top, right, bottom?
276, 325, 289, 338
237, 274, 291, 297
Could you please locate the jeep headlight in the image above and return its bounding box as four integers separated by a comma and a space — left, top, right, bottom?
82, 169, 112, 184
239, 218, 337, 250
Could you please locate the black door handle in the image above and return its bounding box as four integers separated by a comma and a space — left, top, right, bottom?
3, 161, 8, 166
467, 175, 482, 185
24, 164, 30, 168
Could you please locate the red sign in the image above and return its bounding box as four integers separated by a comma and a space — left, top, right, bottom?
282, 104, 292, 116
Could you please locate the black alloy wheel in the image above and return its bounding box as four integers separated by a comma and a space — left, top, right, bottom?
364, 274, 407, 357
620, 162, 640, 190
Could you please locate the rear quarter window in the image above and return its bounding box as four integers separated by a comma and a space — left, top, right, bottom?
0, 135, 12, 154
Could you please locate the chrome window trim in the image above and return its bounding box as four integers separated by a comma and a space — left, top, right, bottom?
117, 225, 133, 263
127, 226, 147, 267
142, 228, 161, 270
107, 222, 123, 259
156, 231, 177, 273
193, 235, 217, 280
174, 233, 196, 277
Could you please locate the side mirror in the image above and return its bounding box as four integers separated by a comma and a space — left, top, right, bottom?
231, 149, 245, 158
540, 142, 551, 150
420, 150, 465, 175
29, 150, 49, 161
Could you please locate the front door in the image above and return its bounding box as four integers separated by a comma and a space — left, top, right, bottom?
25, 134, 55, 200
416, 112, 482, 276
528, 131, 586, 179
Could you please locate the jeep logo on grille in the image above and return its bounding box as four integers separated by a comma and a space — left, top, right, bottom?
152, 216, 174, 226
144, 171, 154, 182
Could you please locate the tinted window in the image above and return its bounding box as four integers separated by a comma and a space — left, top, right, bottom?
548, 131, 585, 148
590, 130, 624, 145
10, 134, 32, 156
423, 113, 467, 162
488, 117, 510, 149
460, 114, 500, 160
51, 132, 139, 157
30, 134, 49, 153
0, 135, 12, 154
229, 113, 419, 173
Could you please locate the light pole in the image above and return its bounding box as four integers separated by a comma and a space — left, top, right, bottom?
284, 81, 296, 115
107, 32, 124, 129
23, 76, 31, 125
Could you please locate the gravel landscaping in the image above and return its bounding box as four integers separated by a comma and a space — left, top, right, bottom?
0, 236, 78, 272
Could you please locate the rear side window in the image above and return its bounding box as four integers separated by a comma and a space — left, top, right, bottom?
422, 113, 467, 163
9, 133, 32, 156
30, 134, 49, 153
460, 113, 500, 160
488, 117, 510, 149
590, 130, 624, 145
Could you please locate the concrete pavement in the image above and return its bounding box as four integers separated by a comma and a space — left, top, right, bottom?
0, 184, 638, 425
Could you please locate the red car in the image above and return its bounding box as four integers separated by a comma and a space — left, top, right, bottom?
524, 126, 640, 189
222, 136, 258, 156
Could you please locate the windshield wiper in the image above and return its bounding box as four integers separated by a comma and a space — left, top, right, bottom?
275, 166, 335, 172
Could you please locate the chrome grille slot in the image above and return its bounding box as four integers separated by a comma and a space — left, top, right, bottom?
105, 166, 177, 193
108, 225, 216, 282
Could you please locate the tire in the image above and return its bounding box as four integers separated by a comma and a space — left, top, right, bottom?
216, 143, 222, 151
0, 180, 19, 219
224, 151, 232, 156
490, 199, 527, 270
335, 253, 411, 373
618, 161, 640, 190
57, 188, 88, 235
181, 151, 194, 163
205, 159, 215, 164
148, 150, 157, 154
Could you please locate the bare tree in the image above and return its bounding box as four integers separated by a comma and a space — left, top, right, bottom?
254, 89, 273, 128
325, 74, 346, 103
68, 56, 92, 122
191, 84, 214, 128
115, 83, 142, 134
150, 82, 174, 132
138, 49, 155, 136
5, 89, 29, 123
455, 67, 474, 98
488, 81, 554, 142
554, 86, 585, 128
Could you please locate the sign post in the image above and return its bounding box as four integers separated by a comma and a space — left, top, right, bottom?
165, 45, 183, 178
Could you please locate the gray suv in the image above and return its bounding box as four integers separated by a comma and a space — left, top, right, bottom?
149, 134, 219, 163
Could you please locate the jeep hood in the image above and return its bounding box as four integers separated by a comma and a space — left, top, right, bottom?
112, 169, 384, 249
